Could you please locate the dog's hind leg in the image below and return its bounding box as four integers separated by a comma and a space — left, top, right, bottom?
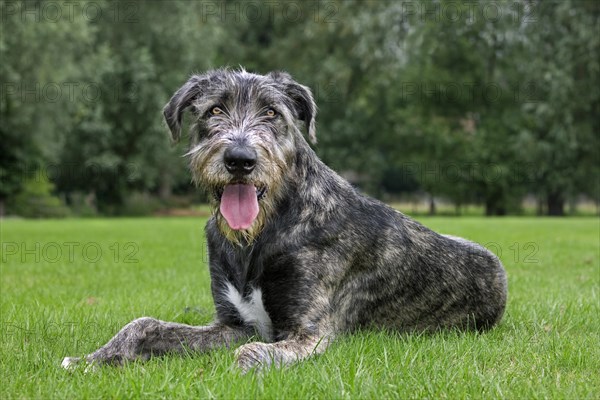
62, 318, 249, 369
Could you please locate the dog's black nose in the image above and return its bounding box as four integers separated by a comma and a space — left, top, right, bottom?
224, 147, 257, 175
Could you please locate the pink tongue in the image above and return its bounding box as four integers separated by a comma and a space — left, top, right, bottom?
220, 184, 259, 230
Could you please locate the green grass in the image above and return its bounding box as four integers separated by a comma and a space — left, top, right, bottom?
1, 216, 598, 399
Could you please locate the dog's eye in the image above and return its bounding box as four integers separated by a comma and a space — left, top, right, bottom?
210, 106, 224, 116
265, 109, 277, 118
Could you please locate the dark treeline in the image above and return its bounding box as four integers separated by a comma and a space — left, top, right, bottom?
1, 0, 598, 217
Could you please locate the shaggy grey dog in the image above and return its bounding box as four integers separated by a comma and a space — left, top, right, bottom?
62, 69, 507, 372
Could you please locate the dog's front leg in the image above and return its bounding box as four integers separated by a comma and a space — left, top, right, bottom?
235, 333, 333, 373
62, 317, 249, 369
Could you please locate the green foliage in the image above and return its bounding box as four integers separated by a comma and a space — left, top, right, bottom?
514, 0, 600, 215
119, 191, 164, 216
1, 0, 598, 216
0, 0, 94, 207
8, 170, 70, 218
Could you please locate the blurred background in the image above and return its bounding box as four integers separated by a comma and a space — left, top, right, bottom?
1, 0, 598, 218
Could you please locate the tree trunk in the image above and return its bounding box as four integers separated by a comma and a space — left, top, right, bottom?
536, 197, 544, 215
158, 170, 172, 201
485, 199, 493, 216
568, 197, 577, 215
546, 191, 565, 216
485, 197, 507, 216
455, 203, 462, 216
428, 195, 436, 216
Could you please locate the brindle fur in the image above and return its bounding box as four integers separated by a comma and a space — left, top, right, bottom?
62, 69, 507, 373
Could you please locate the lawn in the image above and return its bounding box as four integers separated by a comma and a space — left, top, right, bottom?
1, 216, 598, 399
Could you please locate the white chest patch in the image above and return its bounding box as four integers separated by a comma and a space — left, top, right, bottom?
224, 282, 273, 341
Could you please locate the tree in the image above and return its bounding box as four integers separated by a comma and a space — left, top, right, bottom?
398, 0, 526, 215
56, 1, 221, 212
514, 0, 600, 215
0, 0, 96, 215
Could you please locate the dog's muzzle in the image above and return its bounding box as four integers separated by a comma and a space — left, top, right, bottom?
217, 146, 267, 231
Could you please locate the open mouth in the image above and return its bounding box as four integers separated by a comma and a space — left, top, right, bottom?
214, 183, 267, 231
214, 185, 267, 202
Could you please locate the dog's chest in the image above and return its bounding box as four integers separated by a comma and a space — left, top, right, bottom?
224, 282, 273, 341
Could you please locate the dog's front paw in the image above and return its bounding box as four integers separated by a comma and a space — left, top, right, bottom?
235, 342, 274, 373
61, 356, 82, 370
61, 356, 99, 373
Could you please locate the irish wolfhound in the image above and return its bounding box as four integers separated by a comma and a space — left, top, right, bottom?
62, 69, 507, 372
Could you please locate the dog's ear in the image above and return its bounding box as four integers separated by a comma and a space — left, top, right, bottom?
268, 71, 317, 144
163, 75, 208, 142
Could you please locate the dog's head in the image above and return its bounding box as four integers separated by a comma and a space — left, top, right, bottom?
163, 69, 317, 241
